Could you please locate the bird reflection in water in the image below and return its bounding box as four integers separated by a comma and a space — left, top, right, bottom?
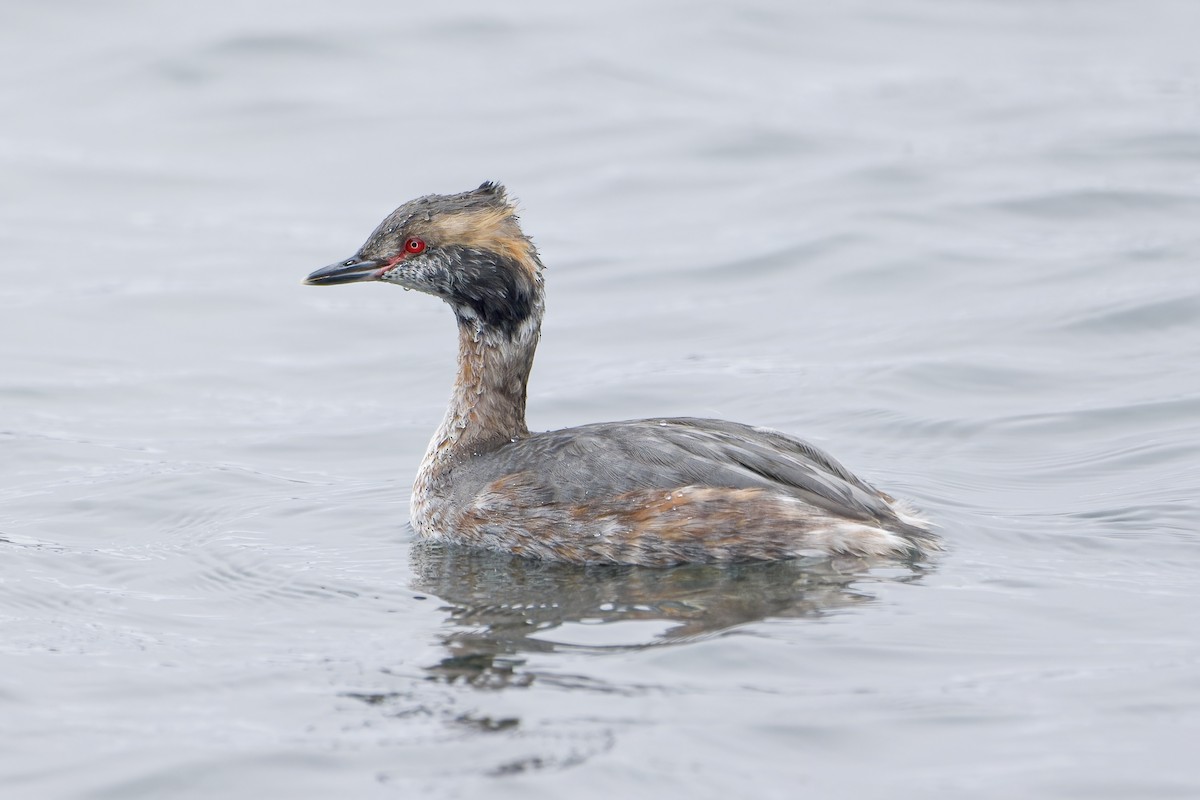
410, 541, 934, 689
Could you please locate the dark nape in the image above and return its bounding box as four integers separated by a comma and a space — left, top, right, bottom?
447, 247, 535, 337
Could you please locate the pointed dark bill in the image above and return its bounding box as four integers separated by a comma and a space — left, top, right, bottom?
304, 258, 388, 286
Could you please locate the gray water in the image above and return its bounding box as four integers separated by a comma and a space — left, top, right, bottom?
3, 2, 1199, 798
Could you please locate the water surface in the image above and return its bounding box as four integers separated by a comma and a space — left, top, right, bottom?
2, 2, 1199, 798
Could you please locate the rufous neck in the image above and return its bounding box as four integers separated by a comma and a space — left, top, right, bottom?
428, 312, 541, 462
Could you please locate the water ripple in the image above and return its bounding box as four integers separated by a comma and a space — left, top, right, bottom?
1058, 293, 1200, 335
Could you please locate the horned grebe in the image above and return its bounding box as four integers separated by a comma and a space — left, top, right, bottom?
305, 183, 938, 567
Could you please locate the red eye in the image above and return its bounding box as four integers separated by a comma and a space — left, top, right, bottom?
404, 237, 426, 255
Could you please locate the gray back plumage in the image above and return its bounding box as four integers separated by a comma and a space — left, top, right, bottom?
448, 417, 914, 530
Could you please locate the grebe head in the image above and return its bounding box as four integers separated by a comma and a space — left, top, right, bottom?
305, 182, 543, 337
